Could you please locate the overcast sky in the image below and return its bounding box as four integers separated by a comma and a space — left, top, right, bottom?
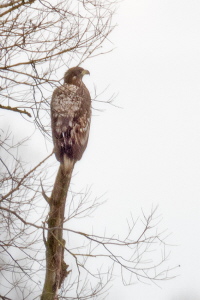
80, 1, 200, 299
4, 1, 200, 299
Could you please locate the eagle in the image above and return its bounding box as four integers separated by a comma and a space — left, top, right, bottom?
51, 66, 91, 174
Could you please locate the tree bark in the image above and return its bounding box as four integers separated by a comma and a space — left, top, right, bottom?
41, 163, 74, 300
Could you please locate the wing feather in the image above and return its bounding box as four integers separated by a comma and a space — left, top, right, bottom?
51, 83, 91, 163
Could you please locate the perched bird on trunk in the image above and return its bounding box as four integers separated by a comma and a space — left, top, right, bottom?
51, 66, 91, 174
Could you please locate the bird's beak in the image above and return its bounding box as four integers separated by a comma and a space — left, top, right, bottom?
82, 69, 90, 76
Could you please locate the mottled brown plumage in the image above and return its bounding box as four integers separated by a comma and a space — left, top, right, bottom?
51, 67, 91, 172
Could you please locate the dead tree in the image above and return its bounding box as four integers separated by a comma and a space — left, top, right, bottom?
0, 1, 177, 300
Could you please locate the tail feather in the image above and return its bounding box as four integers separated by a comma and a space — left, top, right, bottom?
62, 154, 75, 176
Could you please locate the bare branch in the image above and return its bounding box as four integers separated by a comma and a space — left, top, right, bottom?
0, 0, 36, 17
0, 104, 31, 117
0, 1, 176, 299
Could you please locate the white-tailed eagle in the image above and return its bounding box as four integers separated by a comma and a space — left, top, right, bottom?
51, 67, 91, 173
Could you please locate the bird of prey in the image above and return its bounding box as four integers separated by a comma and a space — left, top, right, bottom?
51, 66, 91, 173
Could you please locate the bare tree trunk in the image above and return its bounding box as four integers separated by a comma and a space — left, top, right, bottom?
41, 163, 74, 300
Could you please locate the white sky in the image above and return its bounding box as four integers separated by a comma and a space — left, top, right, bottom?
81, 1, 200, 299
3, 0, 200, 299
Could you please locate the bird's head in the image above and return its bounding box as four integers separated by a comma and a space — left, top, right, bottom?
64, 67, 90, 86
